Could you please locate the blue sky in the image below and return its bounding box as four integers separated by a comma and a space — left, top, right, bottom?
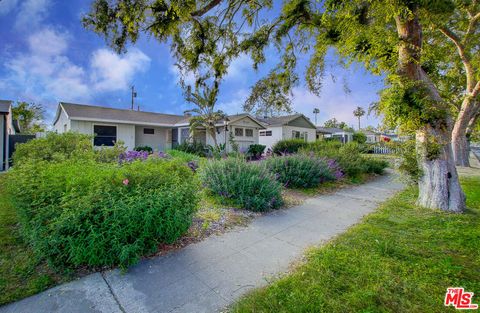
0, 0, 384, 129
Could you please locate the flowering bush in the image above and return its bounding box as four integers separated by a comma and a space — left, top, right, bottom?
264, 155, 336, 188
272, 139, 309, 155
199, 157, 283, 212
7, 158, 199, 269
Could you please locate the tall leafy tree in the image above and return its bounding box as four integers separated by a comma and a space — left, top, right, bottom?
12, 101, 45, 134
353, 106, 366, 130
84, 0, 469, 212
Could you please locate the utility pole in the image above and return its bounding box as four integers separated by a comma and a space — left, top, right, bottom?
313, 108, 320, 125
131, 85, 137, 110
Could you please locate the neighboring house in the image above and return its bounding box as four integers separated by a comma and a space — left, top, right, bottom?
0, 100, 16, 171
363, 130, 381, 143
257, 114, 317, 149
53, 102, 265, 152
316, 127, 354, 144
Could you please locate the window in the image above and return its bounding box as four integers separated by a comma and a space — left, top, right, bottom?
260, 130, 272, 136
63, 124, 67, 132
180, 128, 190, 143
259, 131, 265, 136
292, 130, 300, 139
94, 125, 116, 146
143, 128, 154, 134
245, 128, 253, 137
235, 128, 244, 136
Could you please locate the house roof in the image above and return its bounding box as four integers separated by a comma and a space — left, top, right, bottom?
56, 102, 186, 126
257, 114, 316, 129
54, 102, 265, 128
317, 127, 353, 134
0, 100, 12, 113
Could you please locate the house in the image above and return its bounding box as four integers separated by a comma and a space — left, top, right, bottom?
363, 130, 381, 143
316, 127, 354, 144
257, 114, 317, 149
0, 100, 16, 171
53, 102, 265, 152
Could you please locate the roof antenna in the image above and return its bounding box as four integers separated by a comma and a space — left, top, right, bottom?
131, 85, 137, 110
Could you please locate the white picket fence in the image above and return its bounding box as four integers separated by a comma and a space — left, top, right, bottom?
372, 145, 395, 154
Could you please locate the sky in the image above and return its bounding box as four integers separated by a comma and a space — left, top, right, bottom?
0, 0, 385, 129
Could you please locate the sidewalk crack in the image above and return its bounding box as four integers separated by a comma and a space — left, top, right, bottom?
101, 272, 127, 313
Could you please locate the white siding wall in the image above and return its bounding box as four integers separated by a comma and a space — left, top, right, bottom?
54, 108, 70, 133
283, 126, 316, 143
70, 120, 136, 150
258, 126, 283, 149
135, 126, 171, 151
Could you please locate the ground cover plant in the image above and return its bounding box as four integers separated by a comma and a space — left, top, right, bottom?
200, 157, 283, 212
231, 175, 480, 312
0, 177, 67, 305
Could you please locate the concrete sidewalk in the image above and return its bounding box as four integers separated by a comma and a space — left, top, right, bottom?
1, 171, 404, 313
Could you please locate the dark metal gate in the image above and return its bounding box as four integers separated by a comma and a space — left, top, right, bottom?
8, 134, 35, 162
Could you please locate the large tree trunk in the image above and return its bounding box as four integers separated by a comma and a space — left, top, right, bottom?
451, 98, 477, 167
395, 11, 466, 212
416, 127, 465, 212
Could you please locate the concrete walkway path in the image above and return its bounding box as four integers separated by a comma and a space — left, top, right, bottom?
1, 171, 404, 313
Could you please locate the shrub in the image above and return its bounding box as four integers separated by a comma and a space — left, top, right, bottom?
200, 158, 283, 212
272, 139, 309, 155
134, 145, 153, 153
265, 155, 336, 188
167, 149, 201, 163
12, 132, 93, 165
303, 141, 388, 178
94, 141, 127, 163
247, 144, 266, 160
353, 132, 367, 144
7, 158, 199, 269
397, 139, 421, 181
174, 140, 206, 157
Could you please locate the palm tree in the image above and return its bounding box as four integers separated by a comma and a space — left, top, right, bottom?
186, 84, 225, 147
353, 106, 366, 130
313, 108, 320, 125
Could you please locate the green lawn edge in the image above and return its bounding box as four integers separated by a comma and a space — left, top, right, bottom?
231, 176, 480, 313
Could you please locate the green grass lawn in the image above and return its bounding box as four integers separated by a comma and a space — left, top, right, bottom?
0, 176, 68, 305
232, 176, 480, 312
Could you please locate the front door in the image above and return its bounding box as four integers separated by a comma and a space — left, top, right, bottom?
171, 128, 178, 148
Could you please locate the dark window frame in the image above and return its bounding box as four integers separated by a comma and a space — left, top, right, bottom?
143, 128, 155, 134
245, 128, 254, 137
93, 125, 117, 147
234, 128, 244, 136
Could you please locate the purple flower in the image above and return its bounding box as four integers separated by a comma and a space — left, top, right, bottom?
187, 161, 198, 172
119, 150, 149, 164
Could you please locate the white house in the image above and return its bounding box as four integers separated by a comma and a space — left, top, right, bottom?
363, 130, 381, 143
53, 102, 265, 152
257, 114, 317, 149
0, 100, 16, 171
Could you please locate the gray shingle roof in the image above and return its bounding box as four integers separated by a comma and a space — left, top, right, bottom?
257, 114, 304, 127
60, 102, 186, 125
0, 100, 12, 113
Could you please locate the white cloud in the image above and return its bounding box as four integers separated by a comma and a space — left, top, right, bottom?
0, 0, 19, 15
1, 27, 151, 108
217, 88, 250, 114
15, 0, 50, 30
224, 54, 252, 82
290, 82, 379, 129
91, 48, 151, 92
168, 64, 196, 87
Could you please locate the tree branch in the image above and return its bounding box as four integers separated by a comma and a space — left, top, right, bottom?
191, 0, 223, 17
439, 26, 475, 92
